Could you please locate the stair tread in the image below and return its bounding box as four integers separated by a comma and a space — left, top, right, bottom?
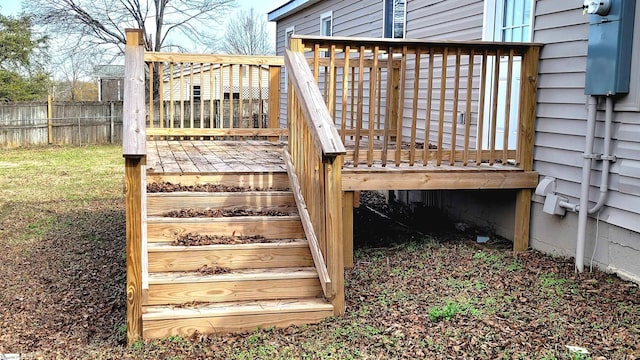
147, 238, 308, 251
147, 191, 294, 197
142, 298, 332, 320
146, 215, 301, 223
148, 267, 319, 284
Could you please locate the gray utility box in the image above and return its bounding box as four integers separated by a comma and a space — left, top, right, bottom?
585, 0, 636, 96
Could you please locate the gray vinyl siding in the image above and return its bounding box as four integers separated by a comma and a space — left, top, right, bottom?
274, 0, 486, 144
273, 0, 383, 126
533, 0, 640, 234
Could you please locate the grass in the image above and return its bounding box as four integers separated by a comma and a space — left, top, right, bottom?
1, 145, 639, 359
0, 145, 123, 204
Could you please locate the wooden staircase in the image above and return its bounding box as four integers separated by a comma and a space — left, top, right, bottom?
141, 172, 334, 339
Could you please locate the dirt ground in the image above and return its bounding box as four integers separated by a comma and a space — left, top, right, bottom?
0, 181, 638, 359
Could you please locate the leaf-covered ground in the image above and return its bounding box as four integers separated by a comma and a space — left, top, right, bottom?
0, 146, 638, 359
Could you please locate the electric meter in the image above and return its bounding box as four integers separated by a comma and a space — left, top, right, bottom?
583, 0, 611, 16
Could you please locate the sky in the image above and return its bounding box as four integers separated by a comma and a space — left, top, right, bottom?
0, 0, 288, 42
0, 0, 287, 17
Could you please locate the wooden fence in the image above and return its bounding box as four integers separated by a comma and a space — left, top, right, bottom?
0, 100, 123, 148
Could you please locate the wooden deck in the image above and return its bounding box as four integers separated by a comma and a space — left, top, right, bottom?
146, 140, 538, 191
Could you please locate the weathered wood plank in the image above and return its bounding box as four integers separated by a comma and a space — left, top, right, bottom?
146, 192, 297, 216
142, 299, 333, 338
125, 155, 144, 344
283, 150, 332, 299
146, 128, 287, 137
341, 170, 539, 191
284, 49, 346, 157
147, 268, 322, 305
147, 240, 313, 272
144, 53, 284, 66
123, 29, 146, 156
146, 216, 305, 242
343, 191, 354, 269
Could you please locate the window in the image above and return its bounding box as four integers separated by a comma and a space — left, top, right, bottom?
481, 0, 534, 149
320, 11, 333, 37
192, 85, 201, 101
384, 0, 406, 38
483, 0, 533, 42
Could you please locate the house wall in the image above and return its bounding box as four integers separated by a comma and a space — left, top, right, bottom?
272, 0, 640, 282
274, 0, 385, 126
528, 0, 640, 282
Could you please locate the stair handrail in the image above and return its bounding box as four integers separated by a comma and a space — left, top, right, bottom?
284, 45, 346, 314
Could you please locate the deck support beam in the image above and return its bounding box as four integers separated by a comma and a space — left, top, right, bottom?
514, 189, 531, 252
342, 191, 354, 269
125, 155, 144, 345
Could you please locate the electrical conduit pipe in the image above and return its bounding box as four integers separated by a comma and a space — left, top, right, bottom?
576, 96, 614, 272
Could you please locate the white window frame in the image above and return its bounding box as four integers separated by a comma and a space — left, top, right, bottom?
383, 0, 406, 39
483, 0, 535, 42
320, 11, 333, 37
481, 0, 535, 149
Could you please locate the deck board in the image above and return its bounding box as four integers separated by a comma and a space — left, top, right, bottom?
145, 140, 537, 191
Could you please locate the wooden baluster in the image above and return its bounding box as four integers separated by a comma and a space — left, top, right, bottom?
189, 63, 195, 134
395, 46, 407, 167
437, 48, 448, 167
328, 45, 336, 121
148, 61, 154, 136
169, 62, 175, 132
368, 46, 379, 167
258, 65, 263, 129
199, 63, 204, 138
376, 62, 382, 138
219, 64, 224, 131
350, 63, 355, 138
490, 49, 501, 166
503, 49, 514, 164
354, 46, 365, 167
382, 47, 392, 167
477, 51, 488, 165
229, 65, 234, 130
238, 64, 246, 131
423, 50, 434, 166
409, 49, 421, 166
450, 49, 461, 166
159, 63, 164, 131
209, 63, 214, 132
341, 45, 350, 143
249, 65, 254, 129
179, 63, 185, 137
463, 50, 475, 166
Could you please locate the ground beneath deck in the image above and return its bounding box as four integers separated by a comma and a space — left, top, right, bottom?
1, 180, 638, 359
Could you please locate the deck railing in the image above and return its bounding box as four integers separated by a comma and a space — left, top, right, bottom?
143, 53, 286, 139
284, 42, 347, 315
292, 35, 541, 169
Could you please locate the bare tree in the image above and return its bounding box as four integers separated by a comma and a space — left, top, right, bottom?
219, 8, 273, 55
24, 0, 236, 52
50, 35, 107, 100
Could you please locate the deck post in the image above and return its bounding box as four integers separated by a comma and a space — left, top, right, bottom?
268, 66, 281, 141
343, 191, 354, 269
123, 28, 146, 344
324, 156, 345, 315
514, 45, 540, 252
